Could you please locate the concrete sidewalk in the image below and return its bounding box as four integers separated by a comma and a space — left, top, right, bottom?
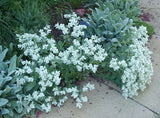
39, 0, 160, 117
39, 79, 157, 118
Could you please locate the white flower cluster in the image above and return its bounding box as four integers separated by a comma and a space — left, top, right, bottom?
55, 12, 87, 38
55, 12, 107, 73
24, 91, 51, 113
109, 58, 127, 71
58, 35, 107, 73
121, 26, 153, 98
51, 83, 94, 109
16, 12, 106, 112
109, 26, 153, 99
55, 12, 87, 37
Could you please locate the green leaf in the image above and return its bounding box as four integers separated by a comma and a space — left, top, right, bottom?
101, 62, 106, 67
24, 81, 36, 92
15, 101, 23, 113
0, 98, 8, 107
0, 49, 8, 62
8, 55, 17, 76
6, 75, 13, 80
111, 38, 119, 43
12, 86, 22, 94
0, 62, 8, 71
10, 101, 24, 114
0, 90, 3, 96
8, 108, 14, 117
9, 43, 13, 52
0, 74, 4, 85
1, 108, 9, 115
35, 104, 43, 111
17, 54, 23, 67
2, 87, 12, 95
58, 41, 63, 46
0, 46, 2, 53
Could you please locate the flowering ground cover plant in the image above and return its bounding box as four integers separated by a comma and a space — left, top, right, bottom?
109, 26, 153, 98
84, 0, 153, 99
15, 12, 107, 115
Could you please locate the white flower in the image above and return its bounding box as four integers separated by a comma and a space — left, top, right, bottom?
71, 92, 78, 99
45, 97, 52, 102
82, 86, 88, 92
86, 83, 95, 91
32, 91, 39, 100
76, 65, 82, 71
38, 92, 45, 98
46, 80, 53, 87
64, 14, 71, 18
55, 23, 69, 35
73, 40, 80, 46
27, 77, 34, 82
118, 60, 127, 68
52, 100, 58, 105
91, 65, 98, 73
76, 98, 81, 103
41, 103, 51, 113
30, 102, 35, 109
81, 96, 88, 102
76, 102, 82, 109
24, 94, 32, 101
109, 58, 120, 71
53, 87, 60, 96
119, 26, 153, 98
59, 96, 68, 104
25, 67, 33, 74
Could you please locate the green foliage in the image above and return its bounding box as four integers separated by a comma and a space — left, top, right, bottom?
0, 46, 26, 118
134, 21, 154, 36
84, 4, 133, 47
66, 0, 85, 8
0, 0, 49, 48
13, 0, 49, 33
0, 0, 21, 46
83, 0, 107, 8
42, 0, 85, 8
84, 0, 143, 58
96, 0, 141, 20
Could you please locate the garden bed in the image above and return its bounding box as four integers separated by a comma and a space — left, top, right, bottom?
0, 0, 154, 117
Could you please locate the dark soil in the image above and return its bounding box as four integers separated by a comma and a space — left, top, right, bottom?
140, 8, 154, 22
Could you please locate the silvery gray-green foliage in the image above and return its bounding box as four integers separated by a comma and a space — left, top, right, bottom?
0, 46, 26, 118
96, 0, 141, 20
85, 5, 133, 48
84, 0, 141, 44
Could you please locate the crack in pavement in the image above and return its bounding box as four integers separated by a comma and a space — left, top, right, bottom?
101, 81, 160, 116
154, 34, 160, 37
